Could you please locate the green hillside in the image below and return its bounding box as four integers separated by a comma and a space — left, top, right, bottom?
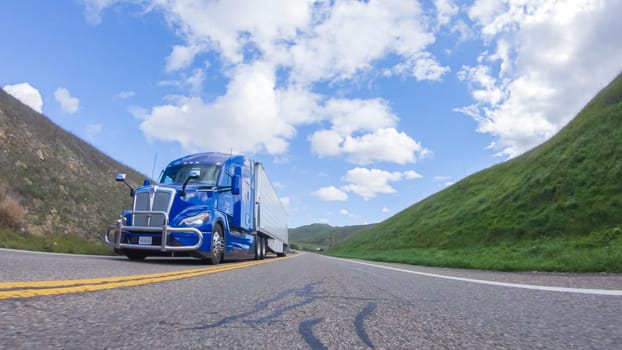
289, 223, 374, 250
329, 73, 622, 272
0, 89, 147, 254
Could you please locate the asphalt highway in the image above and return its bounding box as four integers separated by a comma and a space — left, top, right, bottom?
1, 248, 621, 349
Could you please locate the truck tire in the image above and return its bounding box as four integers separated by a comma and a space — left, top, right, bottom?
126, 252, 146, 261
209, 224, 225, 265
260, 237, 266, 260
254, 235, 261, 260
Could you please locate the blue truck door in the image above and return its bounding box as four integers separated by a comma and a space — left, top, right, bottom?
224, 163, 252, 254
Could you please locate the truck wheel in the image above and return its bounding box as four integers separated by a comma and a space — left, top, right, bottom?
254, 235, 261, 260
209, 225, 225, 265
126, 252, 146, 261
260, 237, 266, 260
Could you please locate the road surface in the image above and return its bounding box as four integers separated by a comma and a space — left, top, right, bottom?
1, 248, 621, 349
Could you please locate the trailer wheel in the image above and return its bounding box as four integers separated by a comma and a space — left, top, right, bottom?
209, 224, 225, 265
276, 244, 287, 257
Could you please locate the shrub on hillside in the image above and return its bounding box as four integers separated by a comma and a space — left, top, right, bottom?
0, 190, 24, 229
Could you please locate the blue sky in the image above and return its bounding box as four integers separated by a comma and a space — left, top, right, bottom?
2, 0, 621, 228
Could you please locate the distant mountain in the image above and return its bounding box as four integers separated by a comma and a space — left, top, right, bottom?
0, 89, 146, 241
331, 72, 622, 271
289, 223, 375, 249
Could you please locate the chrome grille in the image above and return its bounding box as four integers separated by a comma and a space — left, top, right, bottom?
132, 188, 174, 227
151, 192, 171, 226
134, 192, 150, 226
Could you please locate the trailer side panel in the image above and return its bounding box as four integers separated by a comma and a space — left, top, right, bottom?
254, 162, 288, 246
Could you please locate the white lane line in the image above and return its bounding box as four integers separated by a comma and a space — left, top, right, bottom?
332, 257, 622, 296
0, 247, 108, 258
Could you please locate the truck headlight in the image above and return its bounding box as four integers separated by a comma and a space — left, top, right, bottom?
180, 213, 210, 226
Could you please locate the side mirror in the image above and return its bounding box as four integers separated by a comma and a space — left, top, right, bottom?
143, 179, 150, 186
181, 169, 201, 196
115, 173, 134, 197
232, 175, 241, 195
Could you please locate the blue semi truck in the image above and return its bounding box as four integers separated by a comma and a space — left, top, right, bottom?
105, 152, 288, 263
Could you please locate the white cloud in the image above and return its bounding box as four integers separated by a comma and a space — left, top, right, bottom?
185, 69, 205, 92
339, 209, 360, 219
385, 52, 450, 81
342, 167, 401, 200
166, 45, 202, 72
313, 186, 348, 202
315, 167, 422, 201
82, 0, 123, 24
381, 207, 390, 213
309, 129, 343, 157
323, 98, 397, 135
403, 170, 423, 180
86, 123, 103, 140
158, 68, 206, 92
86, 0, 439, 162
2, 83, 43, 113
114, 90, 135, 99
434, 0, 459, 28
342, 128, 427, 165
341, 167, 422, 200
128, 106, 148, 120
286, 0, 441, 83
141, 62, 297, 154
54, 87, 80, 114
411, 54, 451, 81
457, 0, 622, 158
309, 99, 429, 165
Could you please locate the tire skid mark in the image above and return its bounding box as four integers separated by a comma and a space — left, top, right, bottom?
189, 282, 322, 330
299, 318, 328, 350
249, 297, 315, 325
189, 281, 379, 349
354, 301, 377, 349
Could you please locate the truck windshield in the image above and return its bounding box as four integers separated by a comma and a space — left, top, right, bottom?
159, 165, 221, 186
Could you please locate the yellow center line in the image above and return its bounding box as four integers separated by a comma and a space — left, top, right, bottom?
0, 256, 292, 300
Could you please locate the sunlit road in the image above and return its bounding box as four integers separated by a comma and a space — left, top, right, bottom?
1, 248, 621, 349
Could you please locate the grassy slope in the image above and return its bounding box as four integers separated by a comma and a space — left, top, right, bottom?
0, 89, 147, 254
289, 223, 374, 250
329, 73, 622, 272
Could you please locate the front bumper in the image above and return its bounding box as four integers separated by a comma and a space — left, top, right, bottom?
104, 210, 204, 252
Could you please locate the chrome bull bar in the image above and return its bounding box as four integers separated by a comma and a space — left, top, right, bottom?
104, 210, 203, 252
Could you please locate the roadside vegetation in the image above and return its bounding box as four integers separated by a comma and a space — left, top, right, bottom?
330, 226, 622, 272
328, 73, 622, 272
0, 229, 111, 255
289, 223, 375, 251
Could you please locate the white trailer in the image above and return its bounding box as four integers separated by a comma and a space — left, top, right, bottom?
254, 162, 288, 256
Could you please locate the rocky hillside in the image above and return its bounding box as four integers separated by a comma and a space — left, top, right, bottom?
0, 89, 146, 240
